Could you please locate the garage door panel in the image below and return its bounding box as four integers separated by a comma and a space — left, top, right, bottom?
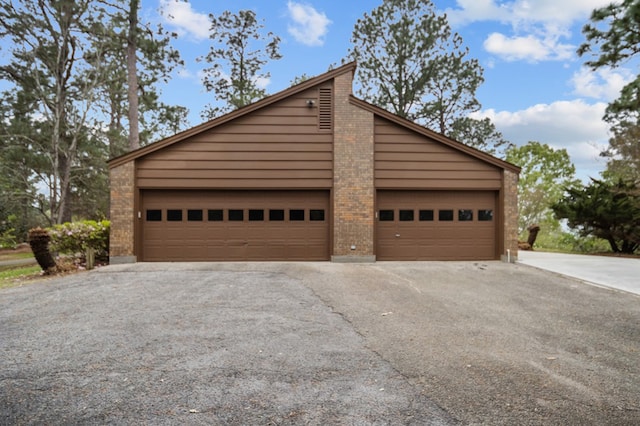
141, 190, 329, 261
377, 190, 497, 260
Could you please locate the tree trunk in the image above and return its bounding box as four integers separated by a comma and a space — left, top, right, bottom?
526, 224, 541, 249
621, 240, 638, 254
127, 0, 140, 151
28, 227, 57, 274
57, 152, 73, 224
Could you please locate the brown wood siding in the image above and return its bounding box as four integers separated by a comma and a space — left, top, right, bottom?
137, 85, 333, 189
375, 117, 502, 189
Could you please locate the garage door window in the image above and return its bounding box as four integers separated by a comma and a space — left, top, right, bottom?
458, 209, 473, 221
188, 209, 203, 221
290, 209, 305, 221
419, 210, 434, 221
310, 209, 325, 221
479, 209, 493, 221
439, 210, 454, 221
269, 209, 285, 221
229, 209, 243, 221
146, 210, 162, 221
399, 210, 414, 221
167, 209, 182, 221
249, 209, 264, 221
379, 210, 394, 221
208, 209, 223, 221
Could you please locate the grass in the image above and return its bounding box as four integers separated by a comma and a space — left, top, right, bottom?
0, 265, 42, 289
0, 246, 40, 289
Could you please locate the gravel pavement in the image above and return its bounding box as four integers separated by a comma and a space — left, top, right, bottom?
1, 261, 639, 425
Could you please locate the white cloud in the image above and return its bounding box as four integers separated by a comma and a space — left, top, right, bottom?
287, 1, 331, 47
159, 0, 210, 41
509, 0, 612, 25
446, 0, 612, 27
176, 68, 195, 80
254, 76, 271, 90
445, 0, 510, 27
472, 100, 609, 179
445, 0, 612, 63
570, 67, 634, 101
484, 32, 574, 62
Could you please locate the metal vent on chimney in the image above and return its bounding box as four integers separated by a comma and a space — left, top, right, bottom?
318, 87, 332, 131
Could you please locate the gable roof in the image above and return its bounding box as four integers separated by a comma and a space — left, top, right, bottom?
108, 61, 358, 169
349, 97, 520, 173
109, 61, 519, 174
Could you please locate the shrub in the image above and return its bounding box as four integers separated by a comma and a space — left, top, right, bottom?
0, 214, 18, 249
48, 220, 110, 257
0, 228, 17, 249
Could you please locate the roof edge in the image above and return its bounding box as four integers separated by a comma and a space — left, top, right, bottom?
108, 61, 358, 169
348, 96, 521, 174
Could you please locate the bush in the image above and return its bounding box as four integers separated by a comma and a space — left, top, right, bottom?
48, 220, 110, 257
532, 231, 611, 254
0, 214, 18, 249
0, 228, 17, 249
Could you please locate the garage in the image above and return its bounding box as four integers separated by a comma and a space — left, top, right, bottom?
376, 190, 497, 260
141, 190, 330, 261
108, 62, 520, 264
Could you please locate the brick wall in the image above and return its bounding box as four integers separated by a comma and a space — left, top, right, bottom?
332, 71, 376, 261
109, 161, 136, 263
503, 169, 519, 261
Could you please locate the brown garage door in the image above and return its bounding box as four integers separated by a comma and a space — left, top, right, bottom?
141, 190, 329, 261
377, 190, 497, 260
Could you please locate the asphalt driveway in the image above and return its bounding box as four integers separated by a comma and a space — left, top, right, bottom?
1, 262, 639, 425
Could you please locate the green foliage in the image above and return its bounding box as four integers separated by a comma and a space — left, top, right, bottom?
552, 179, 640, 254
532, 231, 611, 254
49, 220, 110, 257
348, 0, 483, 135
0, 0, 106, 223
0, 95, 43, 234
449, 117, 513, 159
601, 120, 640, 185
0, 0, 187, 227
93, 0, 188, 155
0, 214, 18, 248
199, 10, 282, 119
0, 228, 17, 249
290, 73, 311, 86
506, 142, 579, 234
579, 0, 640, 123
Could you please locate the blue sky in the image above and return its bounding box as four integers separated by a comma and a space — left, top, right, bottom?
149, 0, 635, 179
134, 1, 637, 180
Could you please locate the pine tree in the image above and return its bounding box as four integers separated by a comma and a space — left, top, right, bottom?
199, 10, 281, 119
348, 0, 483, 135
